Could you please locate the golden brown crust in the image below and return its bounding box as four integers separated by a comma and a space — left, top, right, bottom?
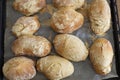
36, 55, 74, 80
51, 7, 84, 33
89, 38, 114, 75
3, 57, 36, 80
13, 0, 46, 16
12, 35, 51, 57
89, 0, 111, 35
53, 0, 85, 9
53, 34, 88, 62
12, 16, 40, 37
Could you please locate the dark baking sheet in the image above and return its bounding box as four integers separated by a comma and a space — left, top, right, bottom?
0, 0, 5, 79
0, 0, 120, 80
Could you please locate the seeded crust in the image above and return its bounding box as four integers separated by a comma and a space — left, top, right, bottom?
3, 57, 36, 80
89, 0, 111, 35
12, 16, 40, 37
37, 55, 74, 80
53, 0, 85, 9
51, 7, 84, 33
90, 38, 114, 75
13, 0, 46, 16
12, 35, 51, 57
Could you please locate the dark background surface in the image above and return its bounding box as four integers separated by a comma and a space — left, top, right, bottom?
0, 0, 4, 79
0, 0, 119, 80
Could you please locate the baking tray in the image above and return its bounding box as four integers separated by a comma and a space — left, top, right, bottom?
0, 0, 120, 80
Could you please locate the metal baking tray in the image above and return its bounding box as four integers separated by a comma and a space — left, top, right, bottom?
0, 0, 120, 80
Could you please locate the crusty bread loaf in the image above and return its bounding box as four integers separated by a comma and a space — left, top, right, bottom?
12, 35, 51, 57
89, 0, 111, 35
90, 38, 114, 75
12, 16, 40, 37
37, 55, 74, 80
13, 0, 46, 16
53, 0, 85, 9
53, 34, 88, 62
3, 57, 36, 80
51, 7, 84, 33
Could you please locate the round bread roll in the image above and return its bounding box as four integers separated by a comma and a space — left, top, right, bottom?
53, 0, 85, 9
90, 38, 114, 75
36, 55, 74, 80
51, 7, 84, 33
12, 16, 40, 37
53, 34, 88, 62
89, 0, 111, 35
13, 0, 46, 16
12, 35, 51, 57
3, 57, 36, 80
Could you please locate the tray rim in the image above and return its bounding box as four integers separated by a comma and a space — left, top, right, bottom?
0, 0, 120, 80
0, 0, 5, 79
110, 0, 120, 78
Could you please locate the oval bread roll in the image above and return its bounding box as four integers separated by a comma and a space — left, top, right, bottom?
13, 0, 46, 16
53, 0, 85, 9
12, 16, 40, 37
3, 57, 36, 80
37, 55, 74, 80
89, 0, 111, 35
90, 38, 114, 75
53, 34, 88, 62
12, 35, 51, 57
51, 7, 84, 33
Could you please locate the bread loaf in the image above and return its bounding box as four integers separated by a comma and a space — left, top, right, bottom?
53, 0, 85, 9
3, 57, 36, 80
89, 0, 111, 35
12, 16, 40, 37
12, 35, 51, 57
53, 34, 88, 62
90, 38, 114, 75
13, 0, 46, 16
37, 55, 74, 80
51, 7, 84, 33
